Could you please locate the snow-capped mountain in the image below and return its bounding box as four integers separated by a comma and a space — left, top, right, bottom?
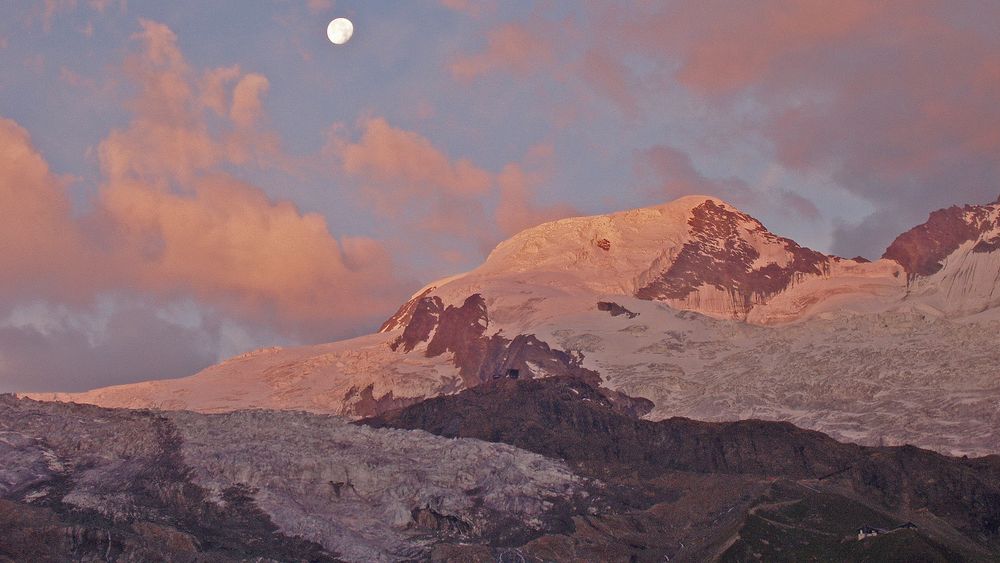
384, 195, 906, 326
27, 195, 1000, 456
885, 197, 1000, 316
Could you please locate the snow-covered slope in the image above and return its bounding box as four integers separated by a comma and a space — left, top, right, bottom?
0, 396, 582, 562
885, 198, 1000, 316
29, 333, 461, 417
385, 195, 906, 325
26, 195, 1000, 456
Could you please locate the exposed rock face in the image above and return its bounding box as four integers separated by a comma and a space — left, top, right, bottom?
388, 293, 622, 391
883, 202, 995, 278
974, 235, 1000, 253
365, 377, 1000, 560
6, 379, 1000, 561
0, 395, 583, 562
881, 199, 1000, 315
339, 384, 423, 418
384, 293, 655, 417
25, 195, 1000, 460
0, 396, 337, 562
367, 377, 860, 479
636, 200, 831, 318
379, 287, 436, 333
424, 295, 491, 383
597, 301, 638, 318
388, 292, 443, 352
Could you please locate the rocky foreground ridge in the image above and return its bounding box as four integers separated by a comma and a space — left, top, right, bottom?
4, 379, 1000, 561
0, 393, 580, 562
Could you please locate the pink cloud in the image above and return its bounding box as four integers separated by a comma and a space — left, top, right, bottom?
0, 118, 102, 302
330, 121, 578, 261
638, 0, 883, 94
496, 162, 578, 237
96, 19, 403, 335
450, 23, 554, 81
307, 0, 333, 14
439, 0, 493, 17
330, 117, 493, 244
100, 173, 395, 332
338, 117, 492, 201
637, 145, 752, 204
0, 19, 409, 339
457, 3, 1000, 256
495, 144, 578, 236
230, 73, 270, 128
199, 65, 241, 117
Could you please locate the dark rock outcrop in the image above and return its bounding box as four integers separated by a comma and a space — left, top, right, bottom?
0, 396, 339, 562
365, 377, 857, 479
380, 287, 436, 334
974, 234, 1000, 254
636, 200, 830, 317
365, 376, 1000, 555
340, 384, 423, 418
597, 301, 639, 318
425, 295, 491, 384
883, 203, 994, 278
384, 294, 642, 406
388, 293, 444, 352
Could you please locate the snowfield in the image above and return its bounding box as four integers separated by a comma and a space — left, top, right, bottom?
25, 195, 1000, 457
169, 409, 581, 562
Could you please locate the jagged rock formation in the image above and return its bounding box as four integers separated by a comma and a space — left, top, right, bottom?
363, 377, 1000, 561
6, 380, 1000, 562
884, 198, 1000, 315
426, 195, 904, 323
387, 293, 606, 387
635, 200, 831, 318
884, 200, 998, 278
0, 395, 583, 562
24, 195, 1000, 458
0, 396, 337, 562
597, 301, 638, 318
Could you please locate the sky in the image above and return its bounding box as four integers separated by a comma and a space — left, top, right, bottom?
2, 1, 999, 392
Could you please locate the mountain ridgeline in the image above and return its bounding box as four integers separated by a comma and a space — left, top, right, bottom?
24, 195, 1000, 456
8, 194, 1000, 561
4, 379, 1000, 561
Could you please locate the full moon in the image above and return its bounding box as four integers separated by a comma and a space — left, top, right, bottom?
327, 18, 354, 45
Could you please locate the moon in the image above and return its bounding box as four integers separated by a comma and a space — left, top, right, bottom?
327, 18, 354, 45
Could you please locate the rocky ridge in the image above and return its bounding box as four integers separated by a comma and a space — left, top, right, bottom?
0, 394, 583, 562
23, 195, 1000, 458
5, 379, 1000, 561
363, 376, 1000, 561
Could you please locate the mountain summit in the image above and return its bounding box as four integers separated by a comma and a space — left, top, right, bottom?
884, 198, 1000, 316
26, 195, 1000, 456
386, 195, 904, 328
